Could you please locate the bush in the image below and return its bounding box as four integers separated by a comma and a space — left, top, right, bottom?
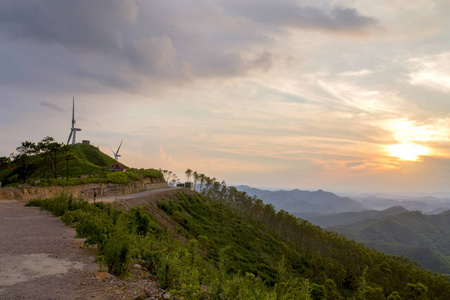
106, 172, 131, 184
103, 234, 132, 276
26, 192, 88, 216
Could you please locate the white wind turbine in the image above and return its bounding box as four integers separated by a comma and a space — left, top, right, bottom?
67, 97, 81, 146
111, 139, 123, 162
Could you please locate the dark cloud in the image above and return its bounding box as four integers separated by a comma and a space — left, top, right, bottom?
0, 0, 137, 52
218, 0, 377, 32
0, 0, 376, 93
40, 101, 64, 112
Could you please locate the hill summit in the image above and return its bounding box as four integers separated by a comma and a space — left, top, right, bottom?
0, 140, 161, 187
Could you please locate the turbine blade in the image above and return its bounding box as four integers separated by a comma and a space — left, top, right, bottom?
67, 130, 73, 145
116, 139, 123, 153
72, 97, 75, 125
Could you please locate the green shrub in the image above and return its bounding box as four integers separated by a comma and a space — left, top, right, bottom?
26, 192, 87, 216
103, 234, 132, 276
76, 216, 114, 245
129, 206, 158, 236
106, 172, 131, 184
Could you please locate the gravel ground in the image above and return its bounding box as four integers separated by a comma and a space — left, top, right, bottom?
0, 199, 172, 299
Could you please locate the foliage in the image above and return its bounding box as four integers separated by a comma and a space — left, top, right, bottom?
329, 210, 450, 274
27, 180, 450, 300
1, 138, 162, 186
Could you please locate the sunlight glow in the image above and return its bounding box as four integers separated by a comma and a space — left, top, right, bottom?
387, 144, 429, 161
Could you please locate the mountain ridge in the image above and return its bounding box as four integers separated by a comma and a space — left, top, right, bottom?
235, 185, 366, 214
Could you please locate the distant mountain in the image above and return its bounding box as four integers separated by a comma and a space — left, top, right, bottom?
296, 206, 410, 228
328, 210, 450, 274
235, 185, 366, 214
349, 194, 450, 214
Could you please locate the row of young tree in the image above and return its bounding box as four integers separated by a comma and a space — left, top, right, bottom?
0, 137, 74, 184
185, 168, 219, 192
174, 170, 450, 299
159, 168, 219, 190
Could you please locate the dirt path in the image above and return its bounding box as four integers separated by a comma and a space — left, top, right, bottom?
0, 200, 102, 299
0, 194, 176, 299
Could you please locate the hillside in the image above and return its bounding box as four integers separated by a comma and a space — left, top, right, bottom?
236, 185, 366, 214
329, 210, 450, 274
0, 141, 162, 186
27, 183, 450, 299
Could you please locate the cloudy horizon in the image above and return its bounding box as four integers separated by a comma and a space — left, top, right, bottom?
1, 0, 450, 194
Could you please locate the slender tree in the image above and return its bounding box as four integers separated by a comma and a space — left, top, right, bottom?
193, 171, 199, 191
185, 168, 193, 183
199, 173, 206, 192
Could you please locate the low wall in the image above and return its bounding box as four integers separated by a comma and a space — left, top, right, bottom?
0, 178, 168, 202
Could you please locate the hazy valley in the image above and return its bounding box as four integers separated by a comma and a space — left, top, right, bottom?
237, 185, 450, 275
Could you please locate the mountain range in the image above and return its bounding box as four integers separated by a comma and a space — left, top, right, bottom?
235, 185, 366, 214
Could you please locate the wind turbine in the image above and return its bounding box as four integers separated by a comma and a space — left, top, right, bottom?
111, 139, 123, 161
67, 97, 81, 146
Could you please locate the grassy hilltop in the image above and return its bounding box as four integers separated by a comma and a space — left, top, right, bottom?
0, 140, 162, 186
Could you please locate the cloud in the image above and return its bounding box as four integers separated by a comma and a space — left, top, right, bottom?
409, 52, 450, 92
0, 0, 377, 95
339, 69, 373, 77
40, 101, 64, 112
0, 0, 137, 52
346, 161, 365, 168
218, 0, 377, 32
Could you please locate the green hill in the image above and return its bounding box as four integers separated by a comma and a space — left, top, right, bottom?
329, 210, 450, 275
27, 183, 450, 299
0, 140, 162, 186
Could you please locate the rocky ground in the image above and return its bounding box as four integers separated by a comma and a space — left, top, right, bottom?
0, 199, 173, 299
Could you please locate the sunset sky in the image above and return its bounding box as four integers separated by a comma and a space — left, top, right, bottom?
1, 0, 450, 193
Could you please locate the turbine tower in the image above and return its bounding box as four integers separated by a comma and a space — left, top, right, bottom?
111, 139, 123, 161
67, 97, 81, 146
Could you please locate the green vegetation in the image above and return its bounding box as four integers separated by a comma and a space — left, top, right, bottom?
27, 184, 450, 299
0, 137, 162, 186
329, 210, 450, 275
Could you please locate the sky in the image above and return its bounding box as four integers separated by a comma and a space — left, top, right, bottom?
1, 0, 450, 194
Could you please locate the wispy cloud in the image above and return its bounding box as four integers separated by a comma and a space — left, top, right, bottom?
40, 101, 64, 112
409, 52, 450, 92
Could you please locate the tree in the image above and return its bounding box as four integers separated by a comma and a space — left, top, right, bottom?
11, 140, 36, 182
36, 136, 64, 179
199, 173, 206, 192
185, 168, 192, 182
193, 171, 199, 191
404, 283, 427, 300
0, 156, 10, 170
63, 145, 75, 181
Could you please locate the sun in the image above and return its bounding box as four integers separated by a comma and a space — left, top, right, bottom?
387, 144, 429, 161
